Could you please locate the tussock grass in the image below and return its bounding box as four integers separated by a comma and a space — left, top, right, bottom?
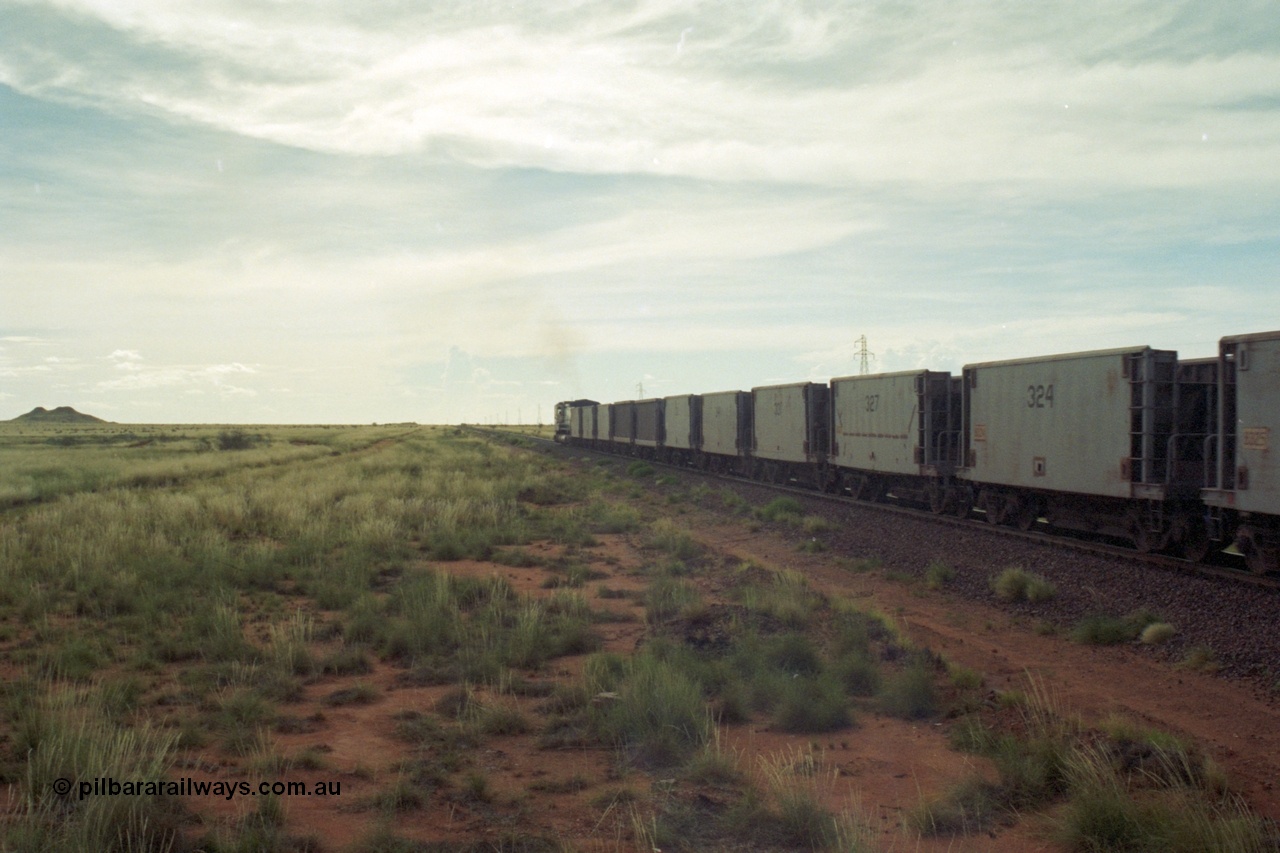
990, 566, 1056, 602
644, 575, 702, 624
0, 426, 624, 827
924, 559, 955, 589
1178, 645, 1221, 673
1140, 622, 1177, 645
841, 555, 883, 574
732, 565, 824, 628
801, 514, 832, 534
588, 652, 712, 768
755, 496, 804, 523
1055, 740, 1271, 852
773, 674, 853, 733
11, 682, 183, 852
683, 729, 744, 786
754, 750, 842, 849
645, 517, 701, 560
877, 656, 940, 720
930, 679, 1274, 849
1072, 610, 1162, 645
626, 461, 655, 478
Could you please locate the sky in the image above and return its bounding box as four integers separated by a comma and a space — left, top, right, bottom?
3, 1, 1280, 424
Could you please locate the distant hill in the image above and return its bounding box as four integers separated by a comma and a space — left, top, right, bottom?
10, 406, 108, 424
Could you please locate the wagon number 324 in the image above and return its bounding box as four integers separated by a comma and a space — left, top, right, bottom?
1027, 384, 1055, 408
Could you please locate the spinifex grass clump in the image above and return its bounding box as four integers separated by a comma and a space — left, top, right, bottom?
9, 682, 183, 852
925, 559, 955, 589
644, 575, 702, 624
587, 651, 711, 768
876, 653, 941, 720
755, 496, 805, 523
1071, 609, 1162, 646
1054, 741, 1272, 852
376, 569, 600, 681
641, 745, 873, 852
990, 566, 1056, 603
645, 517, 702, 560
919, 683, 1275, 849
731, 565, 823, 629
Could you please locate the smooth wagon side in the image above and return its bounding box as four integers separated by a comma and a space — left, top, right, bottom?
662, 395, 701, 466
961, 346, 1180, 545
700, 391, 751, 474
751, 382, 828, 487
829, 370, 961, 508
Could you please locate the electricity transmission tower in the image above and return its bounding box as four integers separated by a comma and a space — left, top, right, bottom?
855, 335, 875, 375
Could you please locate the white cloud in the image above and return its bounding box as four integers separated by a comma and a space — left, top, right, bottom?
5, 2, 1280, 191
2, 2, 1279, 424
96, 361, 257, 397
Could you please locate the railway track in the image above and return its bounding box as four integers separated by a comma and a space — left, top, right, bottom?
744, 476, 1276, 592
482, 427, 1278, 592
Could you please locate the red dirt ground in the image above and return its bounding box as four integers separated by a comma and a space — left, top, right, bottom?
177, 516, 1280, 852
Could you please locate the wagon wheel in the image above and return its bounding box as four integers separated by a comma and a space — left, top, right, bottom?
1129, 518, 1165, 554
951, 490, 973, 520
1245, 548, 1277, 575
928, 485, 948, 515
852, 475, 882, 503
980, 493, 1004, 525
1175, 515, 1211, 563
1012, 499, 1039, 531
1237, 528, 1278, 575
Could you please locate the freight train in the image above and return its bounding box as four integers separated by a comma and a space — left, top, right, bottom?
555, 331, 1280, 574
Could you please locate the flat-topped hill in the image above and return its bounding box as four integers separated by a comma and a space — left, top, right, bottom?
10, 406, 108, 424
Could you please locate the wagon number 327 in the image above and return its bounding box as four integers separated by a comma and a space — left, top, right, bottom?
1027, 384, 1054, 408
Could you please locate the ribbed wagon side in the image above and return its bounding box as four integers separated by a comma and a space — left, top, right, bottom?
1203, 330, 1280, 572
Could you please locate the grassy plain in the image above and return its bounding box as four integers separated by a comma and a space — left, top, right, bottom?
0, 422, 1273, 852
